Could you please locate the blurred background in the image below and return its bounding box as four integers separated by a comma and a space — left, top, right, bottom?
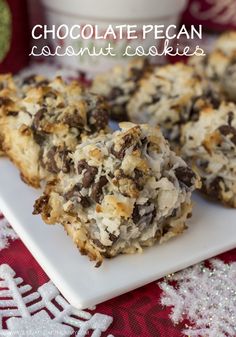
0, 0, 235, 75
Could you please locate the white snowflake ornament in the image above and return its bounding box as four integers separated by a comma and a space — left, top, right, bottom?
0, 264, 113, 337
0, 215, 18, 250
159, 259, 236, 337
6, 311, 73, 337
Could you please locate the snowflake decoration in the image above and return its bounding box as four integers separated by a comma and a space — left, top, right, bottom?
159, 259, 236, 337
0, 214, 18, 250
0, 264, 113, 337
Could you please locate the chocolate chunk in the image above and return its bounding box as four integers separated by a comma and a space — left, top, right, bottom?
64, 184, 81, 200
32, 130, 46, 145
130, 67, 144, 83
218, 124, 236, 144
32, 108, 47, 130
33, 195, 49, 215
218, 124, 234, 135
77, 159, 88, 174
175, 166, 195, 188
206, 177, 223, 198
111, 133, 139, 160
43, 90, 57, 100
64, 184, 90, 208
7, 110, 18, 116
108, 87, 124, 102
88, 107, 109, 132
134, 169, 144, 190
44, 146, 60, 174
228, 111, 234, 126
60, 148, 72, 173
83, 166, 98, 187
205, 88, 221, 109
22, 75, 37, 85
92, 239, 106, 249
109, 233, 118, 243
0, 97, 12, 106
132, 201, 156, 226
91, 176, 108, 203
77, 160, 98, 188
63, 109, 84, 128
87, 96, 109, 131
79, 196, 91, 208
110, 102, 128, 121
36, 80, 50, 88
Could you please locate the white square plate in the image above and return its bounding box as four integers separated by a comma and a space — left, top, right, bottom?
0, 157, 236, 309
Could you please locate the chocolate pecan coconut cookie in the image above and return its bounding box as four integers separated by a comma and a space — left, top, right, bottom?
34, 123, 201, 266
92, 58, 152, 121
181, 102, 236, 208
0, 76, 109, 187
0, 74, 20, 155
127, 63, 211, 145
189, 31, 236, 102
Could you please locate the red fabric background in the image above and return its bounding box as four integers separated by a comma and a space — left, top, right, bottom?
1, 238, 236, 337
182, 0, 236, 32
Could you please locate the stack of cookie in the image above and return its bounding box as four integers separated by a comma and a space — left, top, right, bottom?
92, 31, 236, 209
0, 72, 200, 266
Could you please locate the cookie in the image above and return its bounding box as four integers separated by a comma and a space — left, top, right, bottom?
0, 76, 109, 187
0, 74, 20, 155
34, 123, 200, 266
127, 63, 207, 145
181, 102, 236, 207
92, 58, 152, 121
189, 31, 236, 102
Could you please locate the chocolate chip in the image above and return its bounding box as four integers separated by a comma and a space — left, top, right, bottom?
134, 169, 144, 190
64, 184, 81, 200
63, 109, 84, 128
218, 124, 236, 144
91, 176, 108, 203
79, 196, 91, 208
218, 124, 233, 136
88, 107, 109, 132
109, 233, 118, 243
64, 184, 90, 208
130, 67, 143, 83
175, 166, 195, 188
36, 80, 50, 88
87, 96, 109, 131
77, 160, 98, 188
0, 97, 12, 106
108, 87, 124, 101
228, 111, 234, 126
44, 146, 60, 174
33, 130, 46, 145
33, 195, 49, 215
83, 166, 98, 187
22, 75, 37, 85
205, 88, 221, 109
132, 201, 156, 226
92, 239, 106, 249
151, 95, 161, 104
111, 133, 139, 160
32, 108, 47, 130
7, 110, 18, 116
77, 160, 87, 174
43, 90, 57, 99
205, 177, 223, 198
